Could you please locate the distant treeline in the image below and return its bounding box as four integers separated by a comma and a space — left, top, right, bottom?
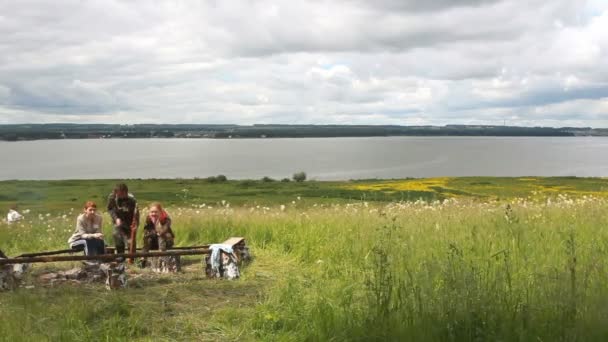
0, 124, 606, 141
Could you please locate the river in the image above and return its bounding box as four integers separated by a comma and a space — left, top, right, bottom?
1, 137, 607, 180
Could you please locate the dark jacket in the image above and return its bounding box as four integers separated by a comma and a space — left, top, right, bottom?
107, 193, 140, 228
143, 211, 174, 240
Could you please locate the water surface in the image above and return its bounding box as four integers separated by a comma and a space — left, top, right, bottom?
1, 137, 606, 180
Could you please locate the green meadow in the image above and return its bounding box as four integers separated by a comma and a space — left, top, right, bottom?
1, 176, 607, 212
1, 177, 608, 341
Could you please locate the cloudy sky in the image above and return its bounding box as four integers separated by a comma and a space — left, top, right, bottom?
0, 0, 607, 127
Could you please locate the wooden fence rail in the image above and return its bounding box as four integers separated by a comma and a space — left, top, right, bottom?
15, 245, 212, 258
0, 249, 210, 265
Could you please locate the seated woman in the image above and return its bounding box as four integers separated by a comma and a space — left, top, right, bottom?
68, 201, 105, 256
140, 202, 175, 268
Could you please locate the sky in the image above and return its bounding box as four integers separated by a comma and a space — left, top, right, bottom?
0, 0, 607, 127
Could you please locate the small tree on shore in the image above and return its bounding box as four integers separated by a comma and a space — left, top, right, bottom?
292, 171, 306, 182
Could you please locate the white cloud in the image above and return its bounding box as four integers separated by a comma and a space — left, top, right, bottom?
0, 0, 606, 126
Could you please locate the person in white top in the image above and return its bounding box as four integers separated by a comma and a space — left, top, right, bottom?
67, 201, 105, 256
7, 205, 23, 224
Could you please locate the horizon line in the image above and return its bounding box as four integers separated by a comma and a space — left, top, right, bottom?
0, 123, 604, 129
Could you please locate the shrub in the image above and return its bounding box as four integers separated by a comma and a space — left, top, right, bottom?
262, 176, 275, 182
239, 180, 256, 187
216, 175, 228, 182
281, 178, 291, 182
292, 171, 306, 182
206, 176, 218, 183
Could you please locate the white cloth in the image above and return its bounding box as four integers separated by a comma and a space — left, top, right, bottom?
209, 244, 234, 273
7, 210, 23, 224
69, 239, 89, 255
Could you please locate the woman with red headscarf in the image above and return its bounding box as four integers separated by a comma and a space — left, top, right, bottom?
140, 202, 175, 259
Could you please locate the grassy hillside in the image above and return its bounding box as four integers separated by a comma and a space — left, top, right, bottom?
1, 178, 608, 341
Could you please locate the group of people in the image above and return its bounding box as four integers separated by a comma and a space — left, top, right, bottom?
67, 183, 176, 266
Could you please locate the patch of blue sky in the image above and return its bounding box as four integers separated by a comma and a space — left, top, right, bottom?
584, 0, 606, 18
218, 72, 237, 82
320, 62, 347, 70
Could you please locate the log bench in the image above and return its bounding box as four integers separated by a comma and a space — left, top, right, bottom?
0, 237, 250, 290
221, 237, 250, 262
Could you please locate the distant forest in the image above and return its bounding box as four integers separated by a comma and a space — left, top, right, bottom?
0, 124, 606, 141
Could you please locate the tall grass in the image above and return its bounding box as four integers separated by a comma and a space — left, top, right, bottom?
242, 197, 608, 341
2, 196, 608, 341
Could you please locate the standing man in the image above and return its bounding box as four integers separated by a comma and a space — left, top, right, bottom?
107, 183, 139, 262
